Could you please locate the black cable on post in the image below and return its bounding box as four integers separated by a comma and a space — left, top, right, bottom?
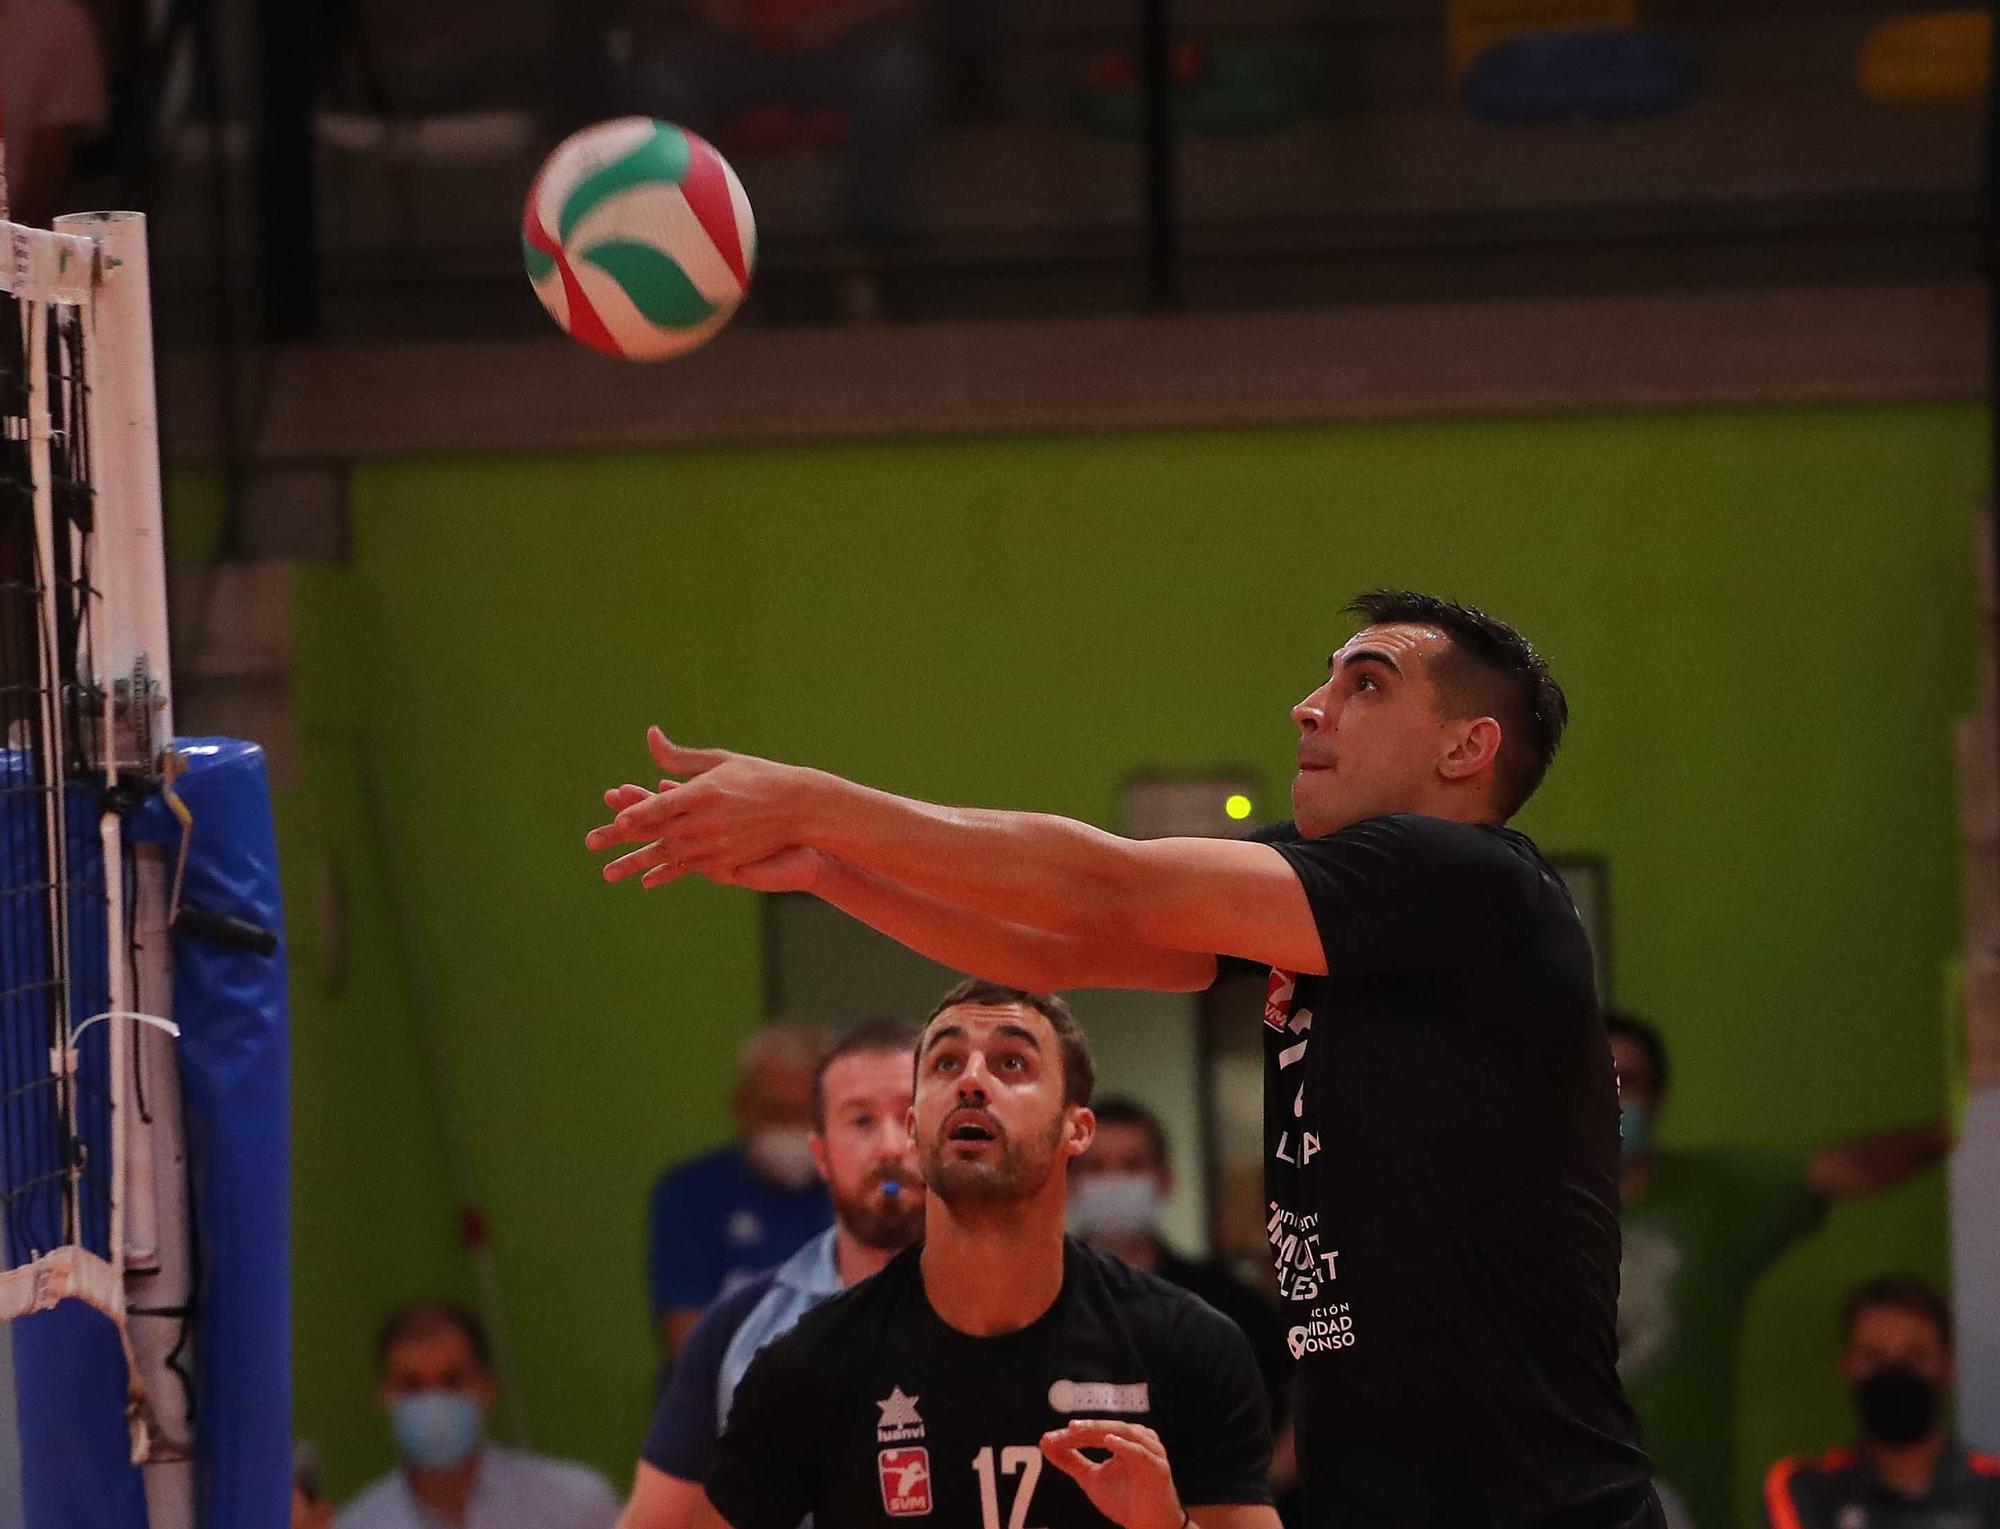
252, 0, 320, 341
1138, 0, 1180, 309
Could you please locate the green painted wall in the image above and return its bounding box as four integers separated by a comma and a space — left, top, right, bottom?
275, 404, 1985, 1520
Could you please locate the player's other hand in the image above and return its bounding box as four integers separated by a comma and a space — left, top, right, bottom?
709, 846, 830, 895
586, 727, 818, 885
1040, 1420, 1184, 1529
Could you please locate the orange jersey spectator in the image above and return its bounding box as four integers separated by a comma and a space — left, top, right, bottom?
1763, 1277, 2000, 1529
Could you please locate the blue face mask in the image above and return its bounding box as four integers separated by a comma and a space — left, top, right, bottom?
390, 1390, 483, 1471
1618, 1105, 1652, 1161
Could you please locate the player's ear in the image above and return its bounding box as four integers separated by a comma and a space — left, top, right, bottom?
1065, 1105, 1096, 1162
905, 1106, 918, 1151
808, 1131, 831, 1185
1438, 715, 1502, 784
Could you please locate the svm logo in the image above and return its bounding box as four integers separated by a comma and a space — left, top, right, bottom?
1264, 969, 1296, 1030
878, 1448, 933, 1516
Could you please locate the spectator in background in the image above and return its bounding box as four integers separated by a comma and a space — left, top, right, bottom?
1071, 1095, 1298, 1518
1764, 1276, 2000, 1529
296, 1442, 335, 1529
1610, 1012, 1951, 1529
616, 0, 933, 311
0, 0, 110, 228
620, 1020, 925, 1529
337, 1302, 619, 1529
648, 1024, 832, 1358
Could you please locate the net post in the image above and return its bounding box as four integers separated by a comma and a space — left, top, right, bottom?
53, 212, 171, 740
57, 210, 197, 1525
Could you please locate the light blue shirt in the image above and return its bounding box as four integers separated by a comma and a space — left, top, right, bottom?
336, 1445, 620, 1529
715, 1226, 843, 1430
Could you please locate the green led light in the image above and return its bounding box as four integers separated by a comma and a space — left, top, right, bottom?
1223, 793, 1254, 821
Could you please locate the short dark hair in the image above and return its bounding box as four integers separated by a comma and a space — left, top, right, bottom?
1344, 590, 1568, 817
1090, 1095, 1170, 1169
1843, 1275, 1952, 1348
813, 1019, 922, 1130
922, 980, 1095, 1109
1604, 1010, 1670, 1095
375, 1300, 492, 1376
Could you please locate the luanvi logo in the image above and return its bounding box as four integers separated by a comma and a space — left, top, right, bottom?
876, 1386, 925, 1442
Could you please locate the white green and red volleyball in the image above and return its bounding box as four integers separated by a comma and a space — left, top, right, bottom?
522, 118, 756, 361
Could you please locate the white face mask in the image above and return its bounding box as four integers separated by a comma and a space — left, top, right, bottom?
1070, 1173, 1166, 1241
745, 1128, 820, 1190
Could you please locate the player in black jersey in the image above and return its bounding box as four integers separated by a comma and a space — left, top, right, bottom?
691, 980, 1280, 1529
589, 590, 1657, 1529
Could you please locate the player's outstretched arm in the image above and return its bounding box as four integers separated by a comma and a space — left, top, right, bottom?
597, 787, 1215, 992
588, 730, 1326, 975
807, 855, 1220, 991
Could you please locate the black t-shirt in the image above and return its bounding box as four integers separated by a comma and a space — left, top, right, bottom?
1254, 814, 1651, 1529
705, 1238, 1274, 1529
1153, 1246, 1291, 1433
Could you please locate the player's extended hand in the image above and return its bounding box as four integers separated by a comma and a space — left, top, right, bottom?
597, 783, 831, 894
1040, 1421, 1185, 1529
586, 728, 820, 885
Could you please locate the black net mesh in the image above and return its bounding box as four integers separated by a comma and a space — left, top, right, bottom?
0, 288, 114, 1271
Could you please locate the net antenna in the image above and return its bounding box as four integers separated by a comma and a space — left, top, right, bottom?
1, 207, 193, 1527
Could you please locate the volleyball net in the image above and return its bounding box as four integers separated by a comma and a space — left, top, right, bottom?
1, 210, 290, 1529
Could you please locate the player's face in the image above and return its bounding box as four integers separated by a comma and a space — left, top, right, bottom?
735, 1056, 817, 1135
1072, 1120, 1169, 1194
1608, 1033, 1661, 1118
1290, 623, 1467, 837
912, 1004, 1087, 1209
1842, 1306, 1954, 1392
812, 1048, 925, 1252
375, 1327, 498, 1414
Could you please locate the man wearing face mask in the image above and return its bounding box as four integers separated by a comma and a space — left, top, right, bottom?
1071, 1097, 1296, 1519
337, 1302, 619, 1529
1608, 1014, 1951, 1529
649, 1024, 834, 1359
620, 1020, 927, 1529
1763, 1276, 2000, 1529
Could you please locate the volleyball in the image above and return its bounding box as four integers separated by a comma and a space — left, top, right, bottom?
521, 118, 756, 361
